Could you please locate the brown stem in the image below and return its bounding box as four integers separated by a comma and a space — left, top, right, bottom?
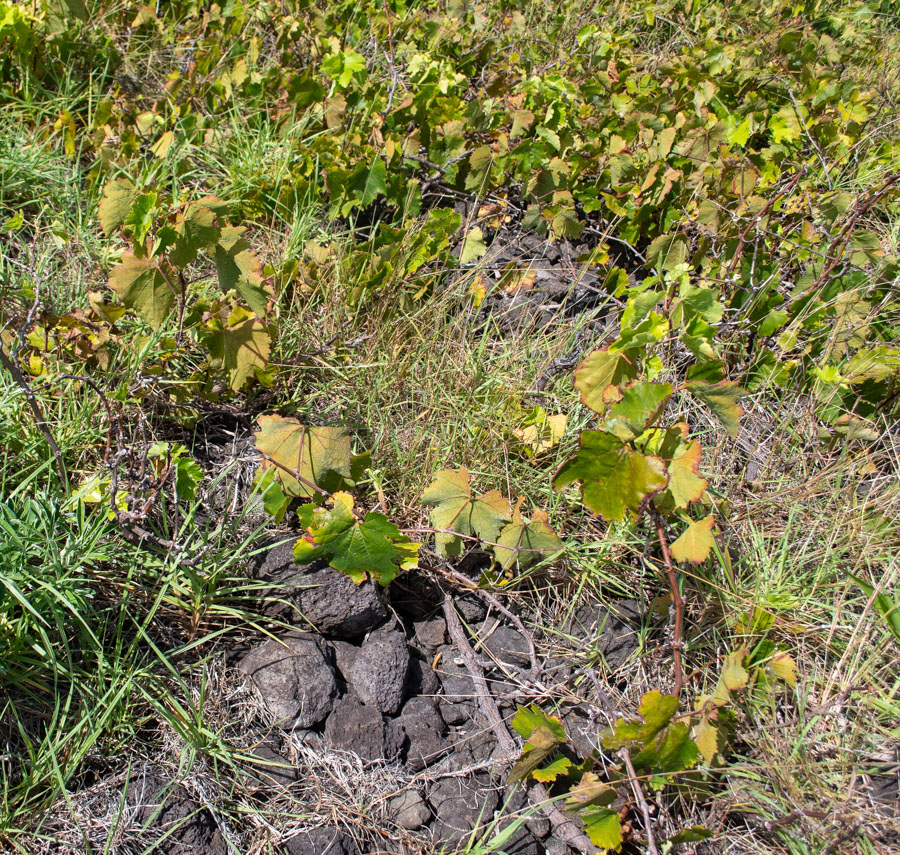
620, 747, 659, 855
654, 514, 684, 697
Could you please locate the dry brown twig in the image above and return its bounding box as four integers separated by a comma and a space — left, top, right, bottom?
441, 596, 597, 855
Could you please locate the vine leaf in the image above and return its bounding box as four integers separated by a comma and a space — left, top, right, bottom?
512, 406, 567, 457
171, 198, 221, 266
692, 715, 721, 765
660, 428, 707, 509
460, 226, 487, 264
493, 500, 564, 572
532, 755, 573, 783
770, 651, 797, 687
686, 378, 745, 436
420, 467, 511, 557
346, 156, 387, 208
509, 705, 568, 784
670, 515, 715, 563
553, 431, 668, 522
602, 691, 680, 751
215, 225, 271, 316
510, 108, 535, 139
107, 252, 175, 329
293, 492, 419, 585
565, 772, 618, 811
255, 417, 353, 498
99, 178, 139, 235
580, 808, 623, 851
574, 347, 638, 413
693, 649, 749, 762
604, 380, 673, 439
512, 704, 567, 742
509, 725, 565, 783
603, 692, 699, 783
255, 469, 291, 523
646, 232, 689, 271
204, 308, 271, 391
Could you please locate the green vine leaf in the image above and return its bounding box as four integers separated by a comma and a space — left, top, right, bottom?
553, 431, 668, 522
345, 156, 388, 210
255, 418, 354, 498
512, 704, 568, 742
685, 377, 745, 436
532, 755, 573, 783
492, 500, 564, 572
420, 467, 511, 557
603, 380, 673, 440
459, 226, 487, 264
107, 252, 176, 330
646, 233, 689, 272
580, 808, 623, 852
602, 691, 680, 751
509, 704, 568, 784
293, 492, 418, 585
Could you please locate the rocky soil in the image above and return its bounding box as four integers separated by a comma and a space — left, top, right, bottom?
113, 539, 642, 854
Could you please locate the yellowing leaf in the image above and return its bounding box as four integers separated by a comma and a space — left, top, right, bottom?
664, 439, 707, 509
467, 274, 487, 306
581, 808, 623, 851
107, 253, 176, 330
460, 226, 487, 264
692, 717, 720, 765
255, 418, 353, 498
151, 130, 175, 159
510, 108, 535, 139
509, 725, 564, 783
513, 406, 567, 457
205, 313, 271, 390
574, 347, 638, 413
565, 773, 618, 810
554, 431, 668, 522
99, 178, 138, 236
420, 467, 511, 556
720, 649, 749, 692
532, 755, 573, 782
770, 651, 797, 687
670, 516, 715, 563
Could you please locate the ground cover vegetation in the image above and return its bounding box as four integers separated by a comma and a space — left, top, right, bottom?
1, 0, 899, 852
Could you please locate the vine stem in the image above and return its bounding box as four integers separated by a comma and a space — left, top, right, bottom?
653, 513, 684, 697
